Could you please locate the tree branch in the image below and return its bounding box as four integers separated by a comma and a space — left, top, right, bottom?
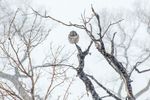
0, 71, 32, 100
86, 74, 122, 100
135, 80, 150, 98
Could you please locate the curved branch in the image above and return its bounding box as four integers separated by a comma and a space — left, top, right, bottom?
135, 80, 150, 98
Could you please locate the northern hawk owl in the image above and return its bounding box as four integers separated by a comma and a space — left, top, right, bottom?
68, 31, 79, 44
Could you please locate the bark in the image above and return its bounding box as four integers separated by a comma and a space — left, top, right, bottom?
75, 43, 102, 100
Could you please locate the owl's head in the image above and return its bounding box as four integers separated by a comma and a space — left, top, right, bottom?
69, 31, 77, 36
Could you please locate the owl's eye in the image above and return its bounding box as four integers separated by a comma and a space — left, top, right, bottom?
73, 32, 77, 35
70, 33, 74, 36
70, 31, 77, 36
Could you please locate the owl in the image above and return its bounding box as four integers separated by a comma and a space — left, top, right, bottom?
68, 31, 79, 44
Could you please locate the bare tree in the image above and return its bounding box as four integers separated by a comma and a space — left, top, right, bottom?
0, 1, 75, 100
1, 0, 150, 100
32, 3, 150, 100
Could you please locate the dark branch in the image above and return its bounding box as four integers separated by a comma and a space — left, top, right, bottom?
31, 7, 84, 29
130, 52, 150, 75
135, 67, 150, 73
91, 6, 102, 37
102, 19, 124, 38
75, 43, 101, 100
86, 74, 122, 100
135, 80, 150, 98
111, 32, 117, 55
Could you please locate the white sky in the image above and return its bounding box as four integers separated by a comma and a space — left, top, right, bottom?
31, 0, 135, 20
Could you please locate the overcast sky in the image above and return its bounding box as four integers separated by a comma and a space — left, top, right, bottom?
30, 0, 149, 100
4, 0, 150, 100
31, 0, 135, 20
